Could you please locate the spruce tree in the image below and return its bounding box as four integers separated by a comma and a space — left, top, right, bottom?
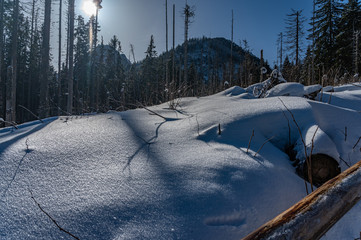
285, 9, 305, 67
311, 0, 342, 70
74, 15, 90, 113
142, 35, 157, 104
336, 0, 361, 74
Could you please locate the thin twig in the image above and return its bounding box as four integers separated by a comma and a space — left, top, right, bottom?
308, 127, 320, 183
48, 98, 72, 116
310, 127, 319, 157
136, 101, 168, 121
247, 130, 255, 153
195, 114, 200, 136
18, 104, 43, 123
254, 136, 274, 157
327, 92, 333, 104
281, 110, 291, 146
353, 136, 361, 149
339, 156, 351, 168
25, 138, 30, 152
0, 118, 18, 129
29, 189, 80, 240
279, 98, 312, 193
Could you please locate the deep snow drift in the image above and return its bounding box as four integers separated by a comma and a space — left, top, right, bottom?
1, 82, 361, 239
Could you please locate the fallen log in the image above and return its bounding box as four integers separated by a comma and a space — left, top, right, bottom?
242, 160, 361, 240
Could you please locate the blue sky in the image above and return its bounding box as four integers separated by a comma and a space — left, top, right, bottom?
76, 0, 313, 65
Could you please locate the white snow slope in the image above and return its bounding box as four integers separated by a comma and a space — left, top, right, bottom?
1, 84, 361, 240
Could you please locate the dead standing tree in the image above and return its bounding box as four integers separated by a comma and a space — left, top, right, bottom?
67, 0, 74, 114
183, 3, 195, 92
58, 0, 63, 115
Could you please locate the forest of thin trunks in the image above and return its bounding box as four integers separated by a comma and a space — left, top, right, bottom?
0, 0, 360, 126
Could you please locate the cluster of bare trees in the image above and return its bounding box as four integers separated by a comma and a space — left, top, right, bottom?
0, 0, 104, 126
0, 0, 265, 127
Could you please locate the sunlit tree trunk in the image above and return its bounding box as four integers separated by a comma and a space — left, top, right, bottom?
39, 0, 51, 118
165, 0, 169, 100
67, 0, 74, 114
172, 4, 175, 86
6, 0, 19, 123
0, 0, 4, 122
27, 0, 37, 120
58, 0, 62, 115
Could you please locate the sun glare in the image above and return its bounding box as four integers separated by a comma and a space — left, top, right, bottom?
82, 0, 97, 17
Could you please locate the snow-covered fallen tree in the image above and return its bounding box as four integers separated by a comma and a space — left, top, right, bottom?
242, 159, 361, 240
246, 69, 327, 99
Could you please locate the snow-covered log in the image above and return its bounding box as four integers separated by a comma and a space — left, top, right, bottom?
242, 160, 361, 240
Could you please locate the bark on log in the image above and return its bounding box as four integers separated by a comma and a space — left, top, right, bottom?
242, 160, 361, 240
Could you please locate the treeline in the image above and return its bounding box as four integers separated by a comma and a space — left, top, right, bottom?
0, 0, 266, 126
279, 0, 361, 85
1, 0, 359, 126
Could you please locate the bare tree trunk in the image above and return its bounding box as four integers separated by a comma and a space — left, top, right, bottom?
230, 10, 233, 85
183, 4, 194, 90
165, 0, 168, 53
260, 49, 264, 82
7, 0, 19, 123
39, 0, 51, 118
354, 29, 359, 75
311, 0, 315, 85
65, 12, 69, 71
172, 4, 175, 85
67, 0, 74, 114
26, 0, 36, 120
296, 11, 299, 67
184, 5, 189, 87
280, 32, 283, 70
242, 160, 361, 240
165, 0, 169, 100
58, 0, 62, 115
94, 8, 99, 109
0, 0, 4, 122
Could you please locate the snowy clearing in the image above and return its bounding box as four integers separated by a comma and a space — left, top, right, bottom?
1, 83, 361, 239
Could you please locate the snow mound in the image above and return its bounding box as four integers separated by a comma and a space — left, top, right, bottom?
1, 83, 361, 240
222, 86, 246, 96
294, 125, 339, 162
304, 84, 323, 95
265, 82, 305, 97
333, 83, 361, 92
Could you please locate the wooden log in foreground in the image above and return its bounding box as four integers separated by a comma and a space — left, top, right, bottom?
242, 160, 361, 240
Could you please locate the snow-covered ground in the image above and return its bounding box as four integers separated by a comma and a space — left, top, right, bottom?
1, 82, 361, 239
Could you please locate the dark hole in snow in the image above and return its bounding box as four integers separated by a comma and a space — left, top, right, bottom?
301, 154, 341, 187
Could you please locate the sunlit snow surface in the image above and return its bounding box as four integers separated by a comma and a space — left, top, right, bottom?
1, 84, 361, 239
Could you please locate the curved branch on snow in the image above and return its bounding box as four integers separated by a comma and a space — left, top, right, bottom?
29, 189, 80, 240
